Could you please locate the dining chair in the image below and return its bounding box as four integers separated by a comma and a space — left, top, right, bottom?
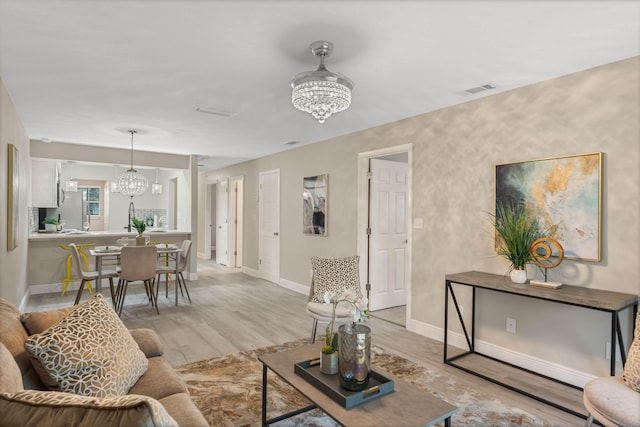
155, 240, 192, 305
306, 255, 362, 343
69, 243, 118, 305
114, 245, 159, 316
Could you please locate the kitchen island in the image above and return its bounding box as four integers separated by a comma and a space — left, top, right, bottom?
28, 230, 192, 294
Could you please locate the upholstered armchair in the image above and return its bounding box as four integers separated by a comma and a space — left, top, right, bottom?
305, 255, 363, 343
583, 313, 640, 427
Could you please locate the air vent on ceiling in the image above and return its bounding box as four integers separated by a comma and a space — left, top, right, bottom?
195, 107, 237, 118
464, 84, 496, 95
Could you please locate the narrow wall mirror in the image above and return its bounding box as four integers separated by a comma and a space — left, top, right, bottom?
303, 174, 328, 236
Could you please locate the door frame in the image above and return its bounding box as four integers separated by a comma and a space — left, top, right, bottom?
357, 144, 412, 325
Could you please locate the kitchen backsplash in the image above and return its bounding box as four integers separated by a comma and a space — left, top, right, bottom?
135, 208, 167, 227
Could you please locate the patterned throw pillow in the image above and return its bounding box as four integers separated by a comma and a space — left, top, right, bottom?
24, 294, 148, 397
0, 390, 177, 427
310, 255, 362, 303
623, 313, 640, 392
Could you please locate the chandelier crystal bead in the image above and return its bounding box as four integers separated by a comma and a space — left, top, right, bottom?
117, 130, 148, 197
291, 41, 353, 123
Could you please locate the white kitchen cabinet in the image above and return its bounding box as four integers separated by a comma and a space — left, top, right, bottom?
31, 160, 60, 207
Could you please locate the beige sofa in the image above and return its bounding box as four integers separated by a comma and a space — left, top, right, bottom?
0, 297, 208, 427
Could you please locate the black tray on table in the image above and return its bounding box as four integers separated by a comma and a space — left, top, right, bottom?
294, 358, 394, 409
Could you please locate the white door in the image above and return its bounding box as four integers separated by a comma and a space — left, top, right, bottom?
369, 159, 408, 311
229, 176, 244, 268
259, 170, 280, 283
216, 178, 229, 266
203, 183, 214, 260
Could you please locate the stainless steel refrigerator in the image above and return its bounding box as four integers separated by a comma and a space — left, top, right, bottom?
58, 189, 89, 231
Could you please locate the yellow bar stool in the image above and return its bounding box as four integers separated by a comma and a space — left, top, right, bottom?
59, 243, 96, 297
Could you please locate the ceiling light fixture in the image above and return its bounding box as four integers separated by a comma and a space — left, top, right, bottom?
65, 179, 78, 193
152, 168, 163, 195
291, 40, 354, 123
116, 130, 148, 197
110, 165, 121, 193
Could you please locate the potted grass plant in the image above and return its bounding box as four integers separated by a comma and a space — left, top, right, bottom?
493, 201, 542, 283
42, 217, 59, 232
132, 218, 147, 246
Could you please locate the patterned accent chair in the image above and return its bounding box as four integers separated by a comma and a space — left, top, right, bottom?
305, 255, 363, 343
583, 312, 640, 427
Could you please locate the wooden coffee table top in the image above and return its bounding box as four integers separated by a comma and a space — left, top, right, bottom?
259, 343, 457, 427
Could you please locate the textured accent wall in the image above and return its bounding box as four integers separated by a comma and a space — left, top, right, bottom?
203, 57, 639, 376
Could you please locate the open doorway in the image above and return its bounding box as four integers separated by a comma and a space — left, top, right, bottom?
205, 177, 244, 267
357, 145, 412, 327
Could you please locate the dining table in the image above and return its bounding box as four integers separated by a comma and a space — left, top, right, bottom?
90, 243, 184, 307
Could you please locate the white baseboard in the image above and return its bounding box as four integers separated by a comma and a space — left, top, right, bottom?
406, 318, 595, 388
279, 278, 308, 295
30, 282, 79, 295
241, 266, 261, 278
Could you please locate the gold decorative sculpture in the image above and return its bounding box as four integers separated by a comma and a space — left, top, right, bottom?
529, 237, 564, 288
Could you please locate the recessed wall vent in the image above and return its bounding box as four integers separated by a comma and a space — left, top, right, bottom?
464, 84, 496, 95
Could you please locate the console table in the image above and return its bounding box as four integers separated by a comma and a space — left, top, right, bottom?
444, 271, 638, 418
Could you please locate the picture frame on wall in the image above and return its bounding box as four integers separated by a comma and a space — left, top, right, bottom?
7, 144, 19, 251
495, 152, 602, 262
303, 174, 328, 236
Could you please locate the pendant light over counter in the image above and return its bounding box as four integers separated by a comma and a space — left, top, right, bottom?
116, 130, 148, 197
152, 168, 162, 195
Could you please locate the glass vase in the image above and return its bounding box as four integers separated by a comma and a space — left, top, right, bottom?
337, 323, 371, 391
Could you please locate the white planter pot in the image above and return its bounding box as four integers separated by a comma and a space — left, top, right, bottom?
44, 224, 57, 232
510, 268, 527, 284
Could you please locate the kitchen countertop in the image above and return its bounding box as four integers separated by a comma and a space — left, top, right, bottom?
29, 229, 190, 241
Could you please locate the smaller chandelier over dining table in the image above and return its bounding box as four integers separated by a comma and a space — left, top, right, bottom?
117, 130, 148, 197
291, 40, 354, 124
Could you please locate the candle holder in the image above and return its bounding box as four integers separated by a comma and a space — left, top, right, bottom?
337, 323, 371, 391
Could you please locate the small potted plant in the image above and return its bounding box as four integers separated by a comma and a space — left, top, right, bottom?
132, 218, 147, 246
42, 217, 59, 232
493, 201, 542, 283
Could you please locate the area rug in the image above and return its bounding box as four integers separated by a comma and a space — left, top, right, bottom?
175, 340, 552, 427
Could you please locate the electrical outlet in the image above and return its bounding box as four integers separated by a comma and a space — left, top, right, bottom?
506, 317, 517, 334
605, 342, 622, 362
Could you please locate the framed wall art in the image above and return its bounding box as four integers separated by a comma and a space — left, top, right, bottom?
495, 152, 602, 262
7, 144, 19, 251
303, 174, 328, 236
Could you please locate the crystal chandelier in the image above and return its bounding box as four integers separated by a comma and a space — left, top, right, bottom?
117, 130, 148, 197
291, 41, 354, 123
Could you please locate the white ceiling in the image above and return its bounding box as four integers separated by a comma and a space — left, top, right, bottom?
1, 1, 638, 171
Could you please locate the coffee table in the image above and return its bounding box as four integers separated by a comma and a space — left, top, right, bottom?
259, 343, 457, 426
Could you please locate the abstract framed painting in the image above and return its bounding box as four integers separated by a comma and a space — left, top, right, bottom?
7, 144, 19, 251
495, 152, 602, 262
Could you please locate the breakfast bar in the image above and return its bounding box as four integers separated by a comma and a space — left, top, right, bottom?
28, 230, 191, 295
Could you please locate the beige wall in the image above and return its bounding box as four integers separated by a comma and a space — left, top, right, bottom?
201, 57, 639, 378
0, 79, 31, 305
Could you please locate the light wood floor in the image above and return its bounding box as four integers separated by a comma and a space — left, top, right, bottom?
26, 258, 585, 426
